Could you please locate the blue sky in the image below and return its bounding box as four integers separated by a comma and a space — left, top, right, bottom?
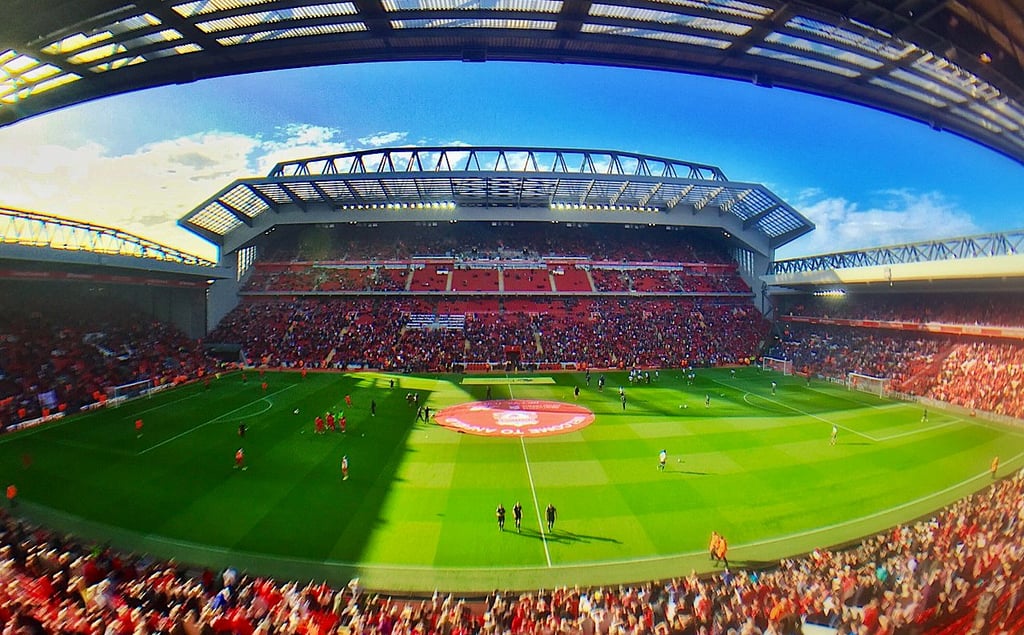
0, 60, 1021, 261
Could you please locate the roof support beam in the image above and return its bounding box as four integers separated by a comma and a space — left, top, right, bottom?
278, 183, 309, 212
216, 200, 254, 227
742, 203, 782, 230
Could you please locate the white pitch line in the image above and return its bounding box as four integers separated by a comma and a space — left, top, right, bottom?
137, 385, 296, 455
506, 374, 553, 568
727, 379, 980, 443
801, 384, 895, 411
521, 436, 552, 567
128, 390, 205, 417
711, 378, 879, 442
874, 419, 959, 441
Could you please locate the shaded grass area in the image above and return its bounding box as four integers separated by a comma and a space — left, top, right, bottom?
2, 367, 1022, 592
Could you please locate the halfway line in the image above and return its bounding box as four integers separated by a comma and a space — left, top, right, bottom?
137, 384, 296, 455
506, 374, 552, 568
520, 436, 552, 568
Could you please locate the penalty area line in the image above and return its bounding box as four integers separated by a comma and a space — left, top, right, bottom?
711, 378, 878, 442
137, 385, 296, 456
129, 390, 206, 418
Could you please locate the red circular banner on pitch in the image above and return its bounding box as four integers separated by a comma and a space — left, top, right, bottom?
434, 400, 596, 437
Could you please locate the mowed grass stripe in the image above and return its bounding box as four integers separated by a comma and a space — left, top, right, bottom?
3, 368, 1024, 592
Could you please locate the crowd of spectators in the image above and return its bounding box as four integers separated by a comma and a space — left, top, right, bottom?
258, 224, 733, 265
766, 325, 945, 390
242, 263, 750, 296
245, 266, 408, 293
917, 342, 1024, 419
4, 464, 1023, 634
208, 297, 769, 371
769, 321, 1024, 418
777, 294, 1024, 329
0, 288, 214, 431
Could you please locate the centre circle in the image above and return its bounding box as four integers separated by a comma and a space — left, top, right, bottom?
433, 399, 596, 437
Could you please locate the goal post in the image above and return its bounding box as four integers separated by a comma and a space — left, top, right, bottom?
761, 357, 794, 375
846, 372, 889, 397
105, 379, 154, 406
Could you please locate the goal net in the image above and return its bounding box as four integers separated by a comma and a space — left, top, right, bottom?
105, 379, 154, 406
846, 372, 889, 397
761, 357, 794, 375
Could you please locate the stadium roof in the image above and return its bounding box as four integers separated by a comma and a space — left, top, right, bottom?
0, 206, 227, 277
763, 228, 1024, 291
3, 1, 1024, 165
177, 145, 813, 255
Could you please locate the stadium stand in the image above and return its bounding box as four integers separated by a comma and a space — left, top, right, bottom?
0, 288, 214, 432
767, 325, 946, 391
208, 297, 767, 372
778, 294, 1024, 329
207, 225, 765, 372
248, 224, 731, 266
771, 293, 1024, 418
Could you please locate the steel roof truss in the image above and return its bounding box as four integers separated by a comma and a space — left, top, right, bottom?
280, 182, 309, 211
694, 186, 725, 211
215, 199, 254, 226
245, 184, 279, 211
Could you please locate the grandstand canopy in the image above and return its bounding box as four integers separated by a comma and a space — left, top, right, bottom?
0, 206, 229, 279
177, 146, 813, 256
763, 228, 1024, 292
3, 1, 1024, 165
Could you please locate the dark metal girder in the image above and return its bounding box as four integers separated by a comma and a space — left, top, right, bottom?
178, 220, 223, 246
308, 180, 336, 206
215, 200, 254, 227
278, 182, 309, 212
245, 184, 279, 212
3, 0, 1023, 171
743, 203, 783, 230
769, 224, 815, 250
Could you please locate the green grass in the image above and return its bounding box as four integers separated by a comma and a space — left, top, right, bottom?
2, 367, 1022, 592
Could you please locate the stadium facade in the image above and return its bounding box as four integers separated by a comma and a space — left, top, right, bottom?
179, 146, 814, 330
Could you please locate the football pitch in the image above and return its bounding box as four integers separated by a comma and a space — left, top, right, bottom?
2, 367, 1022, 592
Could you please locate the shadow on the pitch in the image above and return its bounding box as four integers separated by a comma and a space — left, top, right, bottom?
672, 469, 709, 476
505, 528, 621, 545
546, 530, 622, 545
839, 442, 871, 446
506, 527, 541, 540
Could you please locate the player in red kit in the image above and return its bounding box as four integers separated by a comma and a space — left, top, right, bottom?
344, 394, 353, 407
326, 412, 335, 431
235, 448, 245, 470
315, 416, 325, 434
135, 419, 144, 438
339, 415, 347, 433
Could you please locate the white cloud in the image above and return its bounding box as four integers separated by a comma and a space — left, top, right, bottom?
358, 131, 408, 147
778, 189, 980, 259
254, 123, 355, 174
0, 124, 407, 261
0, 131, 259, 261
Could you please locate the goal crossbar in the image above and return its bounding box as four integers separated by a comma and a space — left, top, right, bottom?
847, 372, 889, 397
761, 357, 793, 375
